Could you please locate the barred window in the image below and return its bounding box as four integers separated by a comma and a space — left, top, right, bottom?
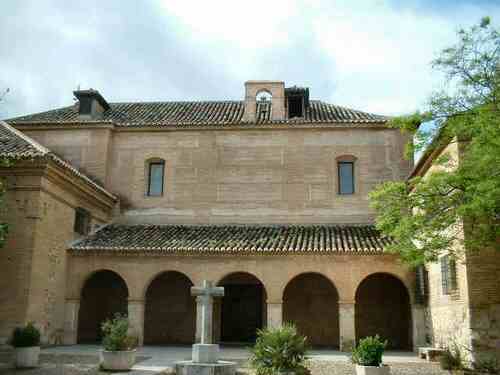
74, 208, 91, 235
441, 255, 457, 295
415, 265, 429, 304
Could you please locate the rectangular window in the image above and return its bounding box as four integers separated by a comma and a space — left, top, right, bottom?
338, 162, 354, 194
148, 162, 165, 196
74, 208, 91, 235
415, 265, 428, 304
441, 255, 457, 295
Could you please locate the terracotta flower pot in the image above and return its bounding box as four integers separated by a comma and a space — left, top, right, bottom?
99, 349, 137, 371
14, 346, 40, 368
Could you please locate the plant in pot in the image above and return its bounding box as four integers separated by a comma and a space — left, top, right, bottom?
100, 314, 138, 371
351, 335, 389, 375
10, 322, 41, 368
250, 323, 309, 375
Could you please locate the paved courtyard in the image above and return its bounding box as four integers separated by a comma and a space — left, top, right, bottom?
0, 344, 447, 374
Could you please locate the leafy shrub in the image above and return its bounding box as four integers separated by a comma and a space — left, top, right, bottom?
472, 357, 499, 374
10, 322, 41, 348
101, 314, 137, 351
351, 335, 387, 367
250, 324, 309, 375
439, 346, 463, 371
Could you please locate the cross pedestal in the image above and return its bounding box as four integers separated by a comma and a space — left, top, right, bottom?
176, 280, 236, 375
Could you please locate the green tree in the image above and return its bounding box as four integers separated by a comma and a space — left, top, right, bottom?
369, 17, 500, 265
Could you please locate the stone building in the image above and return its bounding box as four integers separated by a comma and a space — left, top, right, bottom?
410, 139, 500, 360
0, 81, 423, 351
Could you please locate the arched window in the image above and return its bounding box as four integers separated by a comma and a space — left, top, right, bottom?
146, 159, 165, 197
337, 155, 357, 195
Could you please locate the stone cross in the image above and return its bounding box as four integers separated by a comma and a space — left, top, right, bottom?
191, 280, 224, 345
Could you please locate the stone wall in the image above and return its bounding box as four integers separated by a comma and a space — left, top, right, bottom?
466, 247, 500, 360
24, 127, 113, 186
23, 126, 411, 225
0, 175, 42, 343
0, 162, 114, 344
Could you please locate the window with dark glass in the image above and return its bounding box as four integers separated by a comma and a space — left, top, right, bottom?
147, 161, 165, 196
441, 255, 457, 295
415, 265, 429, 304
338, 161, 354, 194
74, 208, 91, 235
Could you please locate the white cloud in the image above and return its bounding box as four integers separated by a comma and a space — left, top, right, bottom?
1, 0, 499, 119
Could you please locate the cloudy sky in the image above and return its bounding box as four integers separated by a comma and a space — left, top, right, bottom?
1, 0, 499, 120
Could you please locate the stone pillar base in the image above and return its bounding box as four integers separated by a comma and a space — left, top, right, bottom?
176, 361, 236, 375
192, 343, 219, 363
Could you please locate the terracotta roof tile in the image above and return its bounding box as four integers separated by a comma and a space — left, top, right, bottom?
7, 100, 388, 127
0, 121, 116, 200
71, 224, 392, 254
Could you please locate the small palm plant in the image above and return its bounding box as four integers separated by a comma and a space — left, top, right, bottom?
250, 324, 309, 375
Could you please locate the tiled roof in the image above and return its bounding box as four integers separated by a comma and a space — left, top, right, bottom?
0, 121, 117, 200
71, 224, 392, 254
7, 100, 388, 127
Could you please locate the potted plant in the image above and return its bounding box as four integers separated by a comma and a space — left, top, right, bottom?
10, 322, 41, 368
99, 314, 138, 371
351, 335, 389, 375
250, 323, 309, 375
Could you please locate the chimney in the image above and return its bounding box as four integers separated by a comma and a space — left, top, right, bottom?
243, 81, 285, 122
73, 89, 110, 120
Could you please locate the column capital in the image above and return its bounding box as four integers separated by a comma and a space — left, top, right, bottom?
338, 300, 355, 305
266, 300, 283, 305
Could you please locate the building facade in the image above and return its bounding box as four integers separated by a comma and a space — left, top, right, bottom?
0, 81, 424, 351
410, 140, 500, 361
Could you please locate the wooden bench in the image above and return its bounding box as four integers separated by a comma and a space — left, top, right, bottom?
418, 347, 446, 362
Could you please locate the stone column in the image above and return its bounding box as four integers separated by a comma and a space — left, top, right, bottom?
128, 299, 145, 346
267, 301, 283, 329
412, 304, 427, 350
339, 301, 356, 351
63, 298, 80, 345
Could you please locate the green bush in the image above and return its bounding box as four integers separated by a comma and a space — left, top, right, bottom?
472, 357, 499, 374
101, 314, 138, 351
439, 346, 464, 371
10, 322, 41, 348
351, 335, 387, 367
250, 324, 309, 375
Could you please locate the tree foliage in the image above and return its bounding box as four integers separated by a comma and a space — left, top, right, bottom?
370, 17, 500, 265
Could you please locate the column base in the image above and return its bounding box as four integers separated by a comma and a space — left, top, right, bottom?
192, 343, 219, 363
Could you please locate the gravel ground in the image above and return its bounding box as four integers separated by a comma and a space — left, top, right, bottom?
0, 351, 447, 375
236, 360, 447, 375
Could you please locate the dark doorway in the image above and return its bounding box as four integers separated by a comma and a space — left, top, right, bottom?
283, 273, 339, 348
218, 273, 266, 343
77, 270, 128, 343
355, 273, 412, 350
144, 271, 195, 345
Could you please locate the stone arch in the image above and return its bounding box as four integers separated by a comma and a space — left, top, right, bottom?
144, 271, 195, 345
283, 272, 340, 348
355, 272, 412, 350
216, 272, 267, 343
77, 270, 129, 343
